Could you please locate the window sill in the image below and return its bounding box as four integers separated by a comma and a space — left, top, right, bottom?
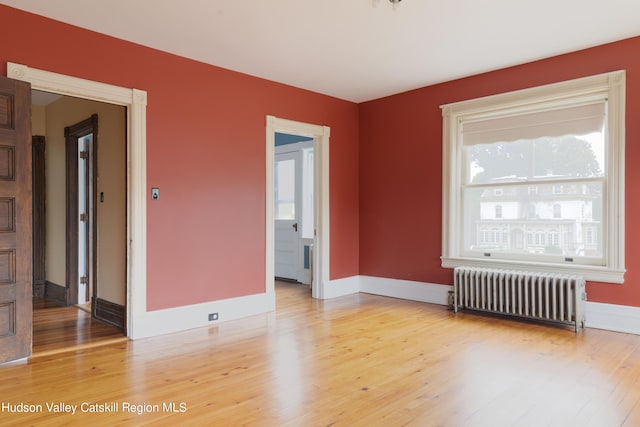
441, 256, 625, 284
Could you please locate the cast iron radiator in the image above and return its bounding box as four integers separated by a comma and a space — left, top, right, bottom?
452, 266, 586, 332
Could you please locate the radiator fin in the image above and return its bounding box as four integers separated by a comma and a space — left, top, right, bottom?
453, 267, 586, 332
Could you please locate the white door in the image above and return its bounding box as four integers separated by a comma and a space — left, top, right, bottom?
274, 151, 299, 280
298, 146, 314, 284
78, 135, 91, 304
78, 134, 92, 304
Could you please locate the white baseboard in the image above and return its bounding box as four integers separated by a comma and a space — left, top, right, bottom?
131, 292, 275, 340
130, 275, 640, 339
1, 357, 28, 366
357, 275, 640, 336
585, 301, 640, 335
358, 275, 453, 305
322, 276, 360, 299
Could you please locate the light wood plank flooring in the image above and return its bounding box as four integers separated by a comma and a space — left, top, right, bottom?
2, 281, 639, 426
32, 298, 127, 357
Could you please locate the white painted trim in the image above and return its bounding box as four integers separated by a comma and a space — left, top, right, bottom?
266, 116, 330, 299
440, 70, 626, 283
266, 122, 276, 301
585, 301, 640, 335
132, 292, 275, 339
357, 275, 639, 336
7, 63, 136, 105
128, 90, 147, 340
317, 125, 330, 299
275, 139, 314, 154
359, 276, 452, 305
7, 62, 148, 340
323, 276, 360, 299
1, 357, 28, 366
441, 257, 625, 284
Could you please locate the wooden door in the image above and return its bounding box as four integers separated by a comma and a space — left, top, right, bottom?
0, 76, 32, 363
32, 136, 46, 298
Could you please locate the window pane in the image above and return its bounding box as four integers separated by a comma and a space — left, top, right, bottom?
466, 133, 604, 185
463, 181, 602, 258
275, 158, 295, 220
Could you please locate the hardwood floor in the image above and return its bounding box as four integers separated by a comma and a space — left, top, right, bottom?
2, 281, 639, 426
32, 298, 126, 357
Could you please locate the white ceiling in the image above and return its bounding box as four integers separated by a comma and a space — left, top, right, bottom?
3, 0, 640, 102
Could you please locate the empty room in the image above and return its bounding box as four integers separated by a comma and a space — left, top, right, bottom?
0, 1, 639, 425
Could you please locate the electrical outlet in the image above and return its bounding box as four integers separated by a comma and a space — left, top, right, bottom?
208, 312, 219, 321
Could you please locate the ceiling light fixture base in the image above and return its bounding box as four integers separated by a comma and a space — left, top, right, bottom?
372, 0, 403, 8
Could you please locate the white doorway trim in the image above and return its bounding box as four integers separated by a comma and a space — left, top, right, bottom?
266, 116, 330, 299
8, 62, 146, 339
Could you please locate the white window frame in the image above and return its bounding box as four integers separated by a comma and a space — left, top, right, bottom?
441, 71, 626, 283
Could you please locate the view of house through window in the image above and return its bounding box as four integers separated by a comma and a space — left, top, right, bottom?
463, 129, 604, 260
441, 71, 625, 282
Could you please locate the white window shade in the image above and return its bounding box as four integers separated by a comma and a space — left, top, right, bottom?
462, 102, 606, 146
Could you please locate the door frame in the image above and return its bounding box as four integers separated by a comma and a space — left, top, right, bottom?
65, 115, 98, 305
266, 116, 330, 299
7, 62, 147, 338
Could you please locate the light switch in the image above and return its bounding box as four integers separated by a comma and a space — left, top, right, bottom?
151, 188, 160, 200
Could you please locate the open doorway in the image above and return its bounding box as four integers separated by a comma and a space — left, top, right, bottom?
266, 116, 330, 302
4, 62, 147, 361
274, 133, 314, 286
30, 90, 127, 354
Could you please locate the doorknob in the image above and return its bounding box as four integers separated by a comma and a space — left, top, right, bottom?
292, 223, 298, 232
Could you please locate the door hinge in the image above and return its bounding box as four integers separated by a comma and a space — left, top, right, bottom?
80, 276, 88, 285
80, 213, 88, 222
80, 150, 89, 159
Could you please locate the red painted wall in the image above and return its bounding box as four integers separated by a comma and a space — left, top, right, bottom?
359, 36, 640, 307
0, 5, 360, 310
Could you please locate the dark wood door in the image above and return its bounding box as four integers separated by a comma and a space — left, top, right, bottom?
0, 76, 32, 363
32, 136, 46, 298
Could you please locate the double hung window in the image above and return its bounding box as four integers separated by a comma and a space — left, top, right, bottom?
441, 71, 626, 283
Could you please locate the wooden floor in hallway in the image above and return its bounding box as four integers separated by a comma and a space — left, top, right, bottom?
32, 297, 127, 357
1, 281, 639, 426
